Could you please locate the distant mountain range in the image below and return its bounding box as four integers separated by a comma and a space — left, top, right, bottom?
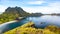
44, 13, 60, 16
1, 6, 60, 17
29, 13, 43, 17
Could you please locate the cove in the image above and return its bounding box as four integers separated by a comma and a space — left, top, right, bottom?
0, 15, 60, 33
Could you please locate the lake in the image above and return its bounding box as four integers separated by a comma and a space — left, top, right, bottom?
0, 15, 60, 33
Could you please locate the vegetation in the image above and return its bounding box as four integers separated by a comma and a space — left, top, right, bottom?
4, 7, 30, 17
4, 22, 60, 34
0, 7, 30, 24
0, 13, 19, 24
0, 6, 43, 24
0, 6, 59, 34
45, 25, 60, 34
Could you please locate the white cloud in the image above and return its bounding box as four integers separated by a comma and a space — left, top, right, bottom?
22, 7, 51, 14
22, 2, 60, 14
0, 0, 60, 14
49, 2, 60, 7
27, 1, 45, 4
0, 5, 7, 13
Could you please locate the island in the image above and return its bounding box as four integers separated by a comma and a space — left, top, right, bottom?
0, 6, 43, 24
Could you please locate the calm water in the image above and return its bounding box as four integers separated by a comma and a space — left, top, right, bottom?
0, 15, 60, 33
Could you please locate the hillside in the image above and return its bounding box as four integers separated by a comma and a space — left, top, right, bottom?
3, 6, 30, 17
0, 7, 30, 24
0, 6, 43, 24
4, 22, 60, 34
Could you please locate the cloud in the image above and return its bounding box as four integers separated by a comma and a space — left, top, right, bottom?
0, 5, 7, 12
49, 2, 60, 7
27, 1, 45, 5
22, 1, 60, 14
0, 0, 60, 14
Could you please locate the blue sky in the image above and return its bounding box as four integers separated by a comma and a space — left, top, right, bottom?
0, 0, 60, 14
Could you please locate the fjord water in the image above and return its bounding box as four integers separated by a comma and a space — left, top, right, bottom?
0, 15, 60, 33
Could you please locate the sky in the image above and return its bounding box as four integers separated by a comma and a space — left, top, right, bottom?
0, 0, 60, 14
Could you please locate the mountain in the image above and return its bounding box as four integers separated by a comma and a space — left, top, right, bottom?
3, 6, 43, 17
3, 6, 30, 17
29, 13, 43, 17
0, 6, 43, 24
0, 7, 30, 24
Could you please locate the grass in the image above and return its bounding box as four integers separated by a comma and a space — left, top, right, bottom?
3, 22, 60, 34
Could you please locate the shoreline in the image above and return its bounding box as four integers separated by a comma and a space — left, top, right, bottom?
0, 20, 17, 26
